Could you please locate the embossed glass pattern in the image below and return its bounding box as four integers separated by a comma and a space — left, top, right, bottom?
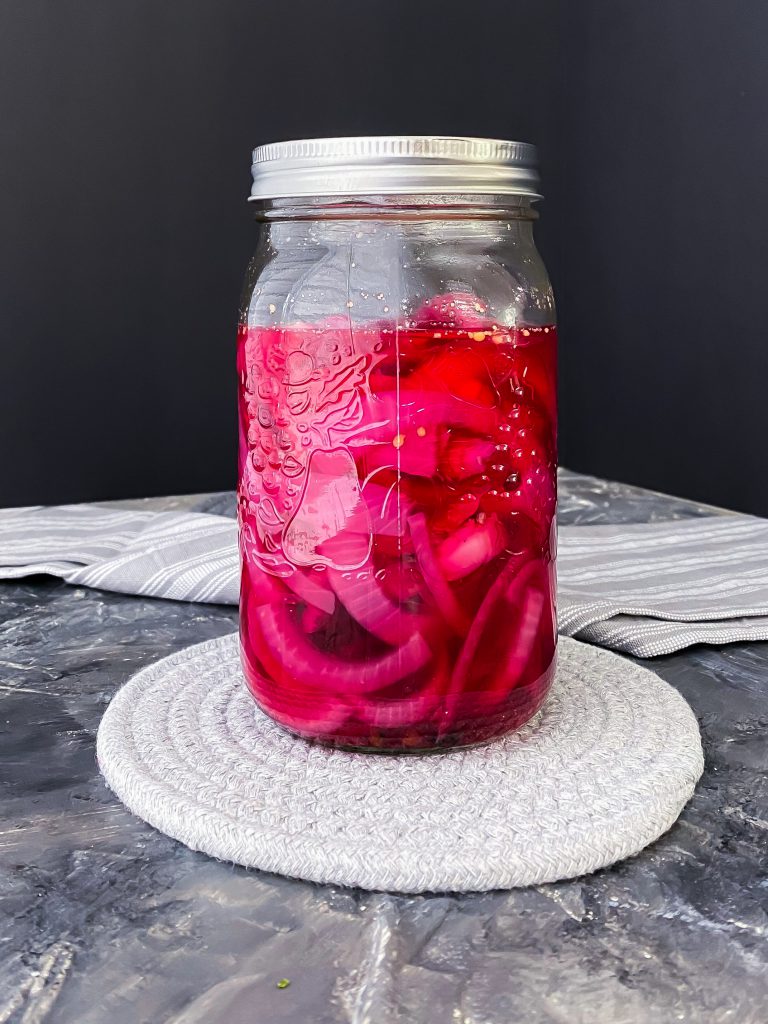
237, 174, 557, 751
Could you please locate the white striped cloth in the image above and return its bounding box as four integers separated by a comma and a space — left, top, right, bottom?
0, 505, 240, 605
558, 517, 768, 656
2, 504, 768, 657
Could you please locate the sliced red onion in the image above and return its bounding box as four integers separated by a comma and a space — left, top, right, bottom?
283, 568, 335, 614
327, 567, 418, 646
483, 581, 546, 703
254, 602, 431, 694
436, 517, 507, 581
360, 391, 497, 439
241, 646, 349, 737
448, 558, 539, 696
440, 436, 496, 480
282, 446, 372, 569
407, 513, 469, 635
301, 605, 330, 634
241, 558, 280, 605
354, 688, 440, 729
360, 437, 439, 479
352, 646, 450, 730
360, 481, 410, 537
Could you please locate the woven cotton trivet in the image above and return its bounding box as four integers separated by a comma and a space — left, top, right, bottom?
96, 634, 704, 893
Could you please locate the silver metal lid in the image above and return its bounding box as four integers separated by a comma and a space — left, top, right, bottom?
249, 135, 541, 201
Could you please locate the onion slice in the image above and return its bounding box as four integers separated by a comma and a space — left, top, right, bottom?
254, 602, 431, 694
436, 517, 507, 581
408, 513, 469, 635
327, 566, 418, 646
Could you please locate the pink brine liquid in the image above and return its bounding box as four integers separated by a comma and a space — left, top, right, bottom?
237, 293, 557, 750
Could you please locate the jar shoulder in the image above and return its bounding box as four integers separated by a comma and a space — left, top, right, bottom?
241, 220, 554, 327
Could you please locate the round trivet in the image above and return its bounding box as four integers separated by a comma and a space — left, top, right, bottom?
96, 634, 703, 893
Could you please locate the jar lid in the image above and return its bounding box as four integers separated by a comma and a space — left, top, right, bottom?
249, 135, 541, 201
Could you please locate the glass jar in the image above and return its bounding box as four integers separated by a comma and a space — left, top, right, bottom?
237, 137, 557, 752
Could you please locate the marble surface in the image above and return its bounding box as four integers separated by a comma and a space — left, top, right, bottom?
1, 471, 766, 1023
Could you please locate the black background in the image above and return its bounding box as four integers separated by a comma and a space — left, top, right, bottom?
2, 1, 767, 513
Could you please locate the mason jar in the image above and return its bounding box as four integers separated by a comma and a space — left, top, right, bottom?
237, 136, 557, 752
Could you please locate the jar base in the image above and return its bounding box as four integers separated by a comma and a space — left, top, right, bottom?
263, 684, 553, 756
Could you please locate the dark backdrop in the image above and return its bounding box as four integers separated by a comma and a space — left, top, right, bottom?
2, 1, 767, 513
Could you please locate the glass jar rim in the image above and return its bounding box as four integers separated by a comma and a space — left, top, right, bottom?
249, 135, 541, 202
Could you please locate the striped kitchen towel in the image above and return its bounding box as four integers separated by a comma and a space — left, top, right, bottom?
2, 504, 768, 657
0, 504, 240, 605
557, 516, 768, 656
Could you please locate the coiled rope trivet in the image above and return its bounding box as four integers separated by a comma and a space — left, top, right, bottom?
97, 634, 703, 893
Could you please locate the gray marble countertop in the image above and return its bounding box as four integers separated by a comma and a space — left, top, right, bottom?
1, 471, 766, 1023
